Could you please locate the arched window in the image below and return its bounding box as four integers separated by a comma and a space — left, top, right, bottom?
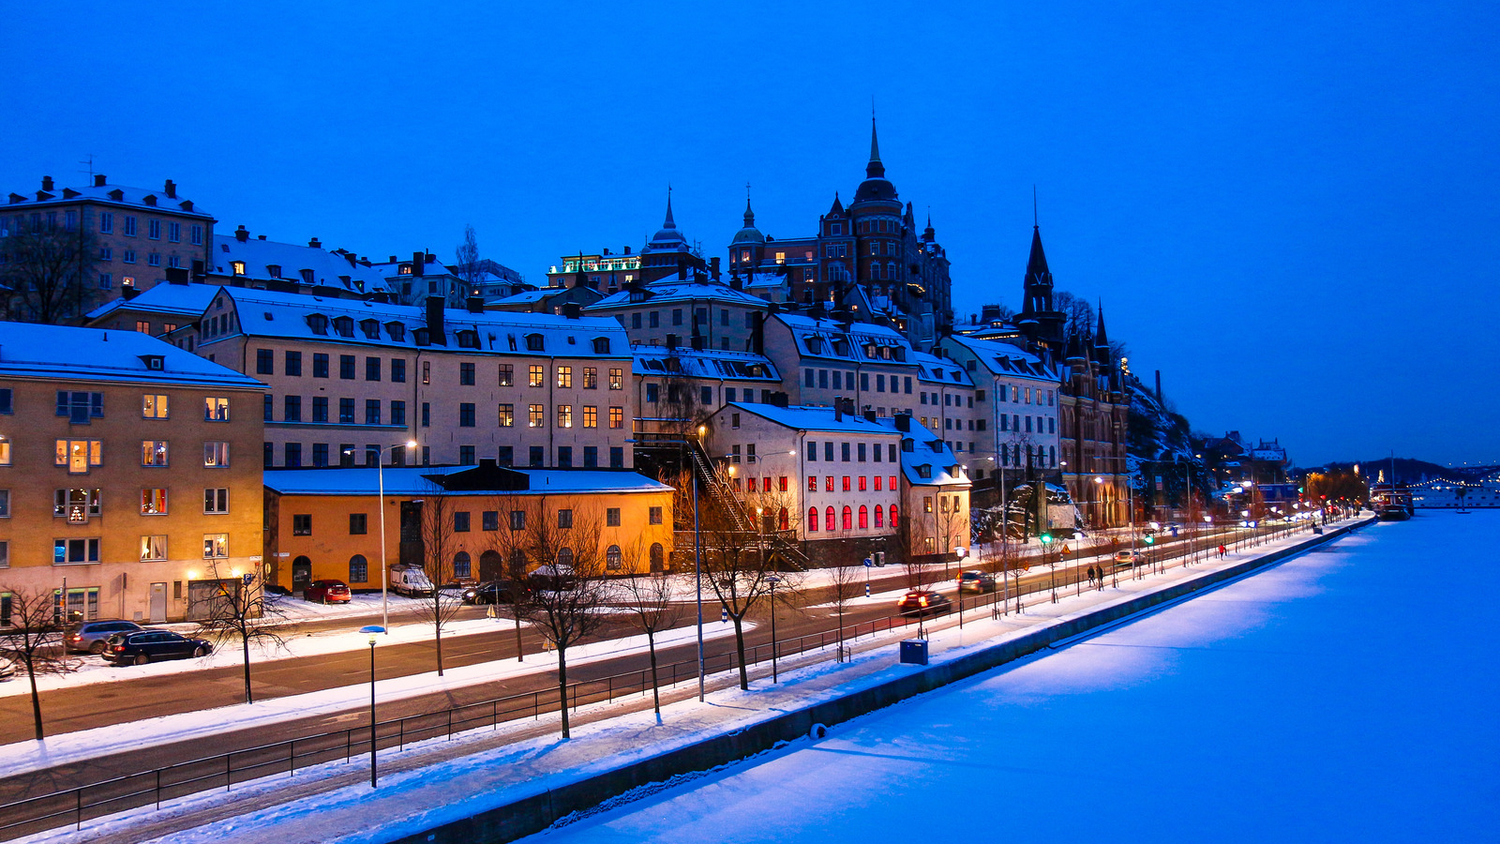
874, 507, 884, 528
650, 543, 665, 573
808, 507, 820, 531
349, 554, 368, 583
842, 506, 853, 531
858, 505, 868, 529
779, 507, 789, 531
479, 549, 502, 580
890, 505, 899, 528
825, 506, 835, 532
557, 547, 574, 569
452, 551, 471, 579
606, 545, 622, 571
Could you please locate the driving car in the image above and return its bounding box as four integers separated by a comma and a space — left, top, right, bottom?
956, 570, 996, 593
64, 619, 146, 654
461, 580, 522, 605
303, 579, 352, 604
1113, 550, 1142, 569
896, 590, 952, 617
103, 630, 214, 665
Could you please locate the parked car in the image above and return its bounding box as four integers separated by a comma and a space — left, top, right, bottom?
64, 619, 145, 654
0, 652, 18, 680
303, 579, 352, 604
389, 565, 435, 598
957, 570, 996, 594
462, 580, 522, 605
528, 564, 576, 591
1113, 550, 1142, 569
896, 590, 952, 617
103, 630, 213, 665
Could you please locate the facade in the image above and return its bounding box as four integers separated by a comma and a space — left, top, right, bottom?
893, 414, 973, 563
263, 463, 674, 592
179, 286, 634, 471
587, 277, 769, 353
763, 313, 921, 415
207, 227, 386, 296
1, 175, 215, 317
631, 346, 781, 435
911, 351, 978, 461
546, 248, 645, 293
0, 324, 264, 623
936, 335, 1063, 485
83, 277, 220, 340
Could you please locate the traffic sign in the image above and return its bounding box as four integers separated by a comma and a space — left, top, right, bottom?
1061, 544, 1071, 556
863, 557, 873, 567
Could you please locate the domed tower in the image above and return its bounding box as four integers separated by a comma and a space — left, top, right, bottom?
640, 187, 707, 283
729, 189, 765, 274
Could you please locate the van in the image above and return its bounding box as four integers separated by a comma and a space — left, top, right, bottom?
389, 565, 435, 597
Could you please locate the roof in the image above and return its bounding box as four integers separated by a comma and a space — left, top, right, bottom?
85, 282, 221, 322
772, 313, 916, 365
202, 286, 630, 358
263, 466, 670, 496
633, 346, 781, 381
723, 402, 900, 436
891, 420, 970, 488
942, 334, 1056, 382
5, 179, 212, 218
211, 235, 386, 295
0, 323, 264, 389
912, 351, 974, 387
586, 279, 769, 311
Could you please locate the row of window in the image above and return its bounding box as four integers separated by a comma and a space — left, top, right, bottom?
291, 506, 661, 537
802, 440, 900, 464
269, 442, 628, 469
803, 368, 915, 395
920, 391, 975, 408
806, 505, 897, 532
0, 213, 202, 245
625, 308, 757, 331
264, 395, 625, 431
803, 475, 900, 493
21, 391, 231, 424
998, 414, 1056, 435
996, 444, 1059, 468
996, 384, 1055, 406
254, 349, 627, 391
15, 486, 233, 521
41, 532, 229, 566
31, 438, 231, 474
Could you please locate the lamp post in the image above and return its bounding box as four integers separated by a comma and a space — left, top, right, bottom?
359, 624, 384, 787
345, 441, 417, 634
766, 574, 782, 683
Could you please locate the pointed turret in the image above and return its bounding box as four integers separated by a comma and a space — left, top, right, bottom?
826, 191, 845, 217
1093, 303, 1113, 367
662, 187, 676, 230
866, 116, 885, 179
922, 211, 936, 243
1025, 226, 1052, 290
732, 187, 765, 246
1018, 224, 1065, 352
644, 185, 688, 253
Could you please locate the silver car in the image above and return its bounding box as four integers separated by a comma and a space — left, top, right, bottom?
65, 620, 145, 654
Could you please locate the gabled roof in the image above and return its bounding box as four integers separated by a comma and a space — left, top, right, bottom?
722, 402, 901, 436
0, 323, 264, 389
85, 281, 221, 322
773, 313, 915, 365
211, 235, 386, 294
911, 351, 974, 387
943, 335, 1057, 382
893, 420, 970, 488
5, 179, 212, 218
632, 346, 780, 381
586, 279, 769, 311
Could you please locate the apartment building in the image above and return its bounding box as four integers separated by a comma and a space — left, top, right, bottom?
937, 334, 1063, 485
0, 324, 264, 623
764, 313, 922, 417
586, 276, 769, 353
182, 286, 634, 470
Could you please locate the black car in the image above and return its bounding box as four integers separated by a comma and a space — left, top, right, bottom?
957, 570, 996, 594
461, 580, 523, 605
896, 590, 952, 617
103, 630, 213, 665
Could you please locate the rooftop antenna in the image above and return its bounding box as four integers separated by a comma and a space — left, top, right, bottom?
78, 153, 95, 180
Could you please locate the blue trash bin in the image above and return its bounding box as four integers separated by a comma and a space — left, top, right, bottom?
900, 639, 929, 665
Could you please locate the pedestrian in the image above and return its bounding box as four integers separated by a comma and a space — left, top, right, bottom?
1217, 543, 1226, 559
1087, 565, 1096, 585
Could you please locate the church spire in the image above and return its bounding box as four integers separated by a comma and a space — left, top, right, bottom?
866, 114, 885, 179
743, 182, 755, 228
663, 184, 676, 230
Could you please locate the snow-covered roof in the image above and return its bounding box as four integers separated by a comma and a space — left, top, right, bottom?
912, 351, 974, 387
0, 323, 265, 389
263, 466, 670, 496
489, 288, 558, 305
203, 286, 630, 359
633, 346, 780, 382
892, 421, 970, 488
210, 236, 386, 295
5, 179, 212, 218
85, 282, 220, 322
773, 313, 916, 365
724, 402, 900, 436
586, 279, 769, 311
943, 335, 1056, 381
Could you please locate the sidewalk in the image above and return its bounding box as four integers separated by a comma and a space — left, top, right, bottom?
8, 517, 1367, 844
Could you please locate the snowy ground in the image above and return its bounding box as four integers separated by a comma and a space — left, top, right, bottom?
4, 517, 1389, 844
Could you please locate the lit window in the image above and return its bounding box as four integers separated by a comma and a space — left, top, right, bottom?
142, 394, 169, 419
141, 488, 168, 515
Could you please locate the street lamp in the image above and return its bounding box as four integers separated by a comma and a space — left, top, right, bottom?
766, 574, 782, 683
359, 624, 385, 787
345, 440, 417, 634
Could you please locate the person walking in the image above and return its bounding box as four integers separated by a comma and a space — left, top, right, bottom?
1217, 543, 1226, 559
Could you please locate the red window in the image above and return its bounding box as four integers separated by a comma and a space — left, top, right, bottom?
842, 506, 852, 530
779, 476, 788, 492
842, 476, 851, 492
808, 476, 818, 492
762, 477, 771, 492
825, 506, 835, 531
889, 475, 897, 490
858, 505, 868, 529
890, 504, 899, 528
875, 506, 884, 528
826, 476, 835, 492
858, 476, 867, 491
808, 507, 819, 531
779, 507, 789, 530
875, 476, 883, 491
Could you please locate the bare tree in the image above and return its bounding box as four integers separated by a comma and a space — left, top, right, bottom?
1053, 290, 1095, 342
1, 224, 99, 324
415, 482, 465, 676
486, 493, 533, 663
697, 488, 792, 690
824, 563, 863, 662
191, 562, 292, 704
454, 224, 483, 295
616, 537, 683, 721
517, 500, 611, 739
0, 586, 75, 740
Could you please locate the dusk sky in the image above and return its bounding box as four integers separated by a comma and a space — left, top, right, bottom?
7, 2, 1496, 467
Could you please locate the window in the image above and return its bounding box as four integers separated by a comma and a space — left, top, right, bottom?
499, 364, 513, 386
826, 476, 835, 492
339, 398, 355, 424
99, 212, 113, 233
649, 506, 663, 525
256, 348, 274, 375
858, 505, 868, 529
528, 404, 544, 428
842, 476, 851, 492
204, 488, 229, 514
140, 534, 167, 562
391, 401, 406, 426
583, 367, 597, 389
141, 440, 168, 466
148, 219, 161, 240
460, 445, 475, 465
422, 361, 431, 385
313, 354, 329, 379
391, 358, 406, 382
453, 551, 472, 579
141, 488, 168, 515
460, 362, 475, 385
56, 390, 103, 423
204, 396, 229, 421
191, 224, 203, 245
557, 366, 572, 388
494, 403, 514, 428
367, 357, 382, 382
349, 555, 368, 583
124, 216, 140, 236
340, 355, 356, 380
607, 508, 621, 527
582, 406, 597, 428
609, 407, 623, 429
529, 365, 545, 387
606, 545, 622, 571
826, 506, 836, 531
609, 368, 623, 389
0, 489, 6, 519
510, 510, 527, 531
168, 221, 180, 242
557, 405, 573, 428
203, 534, 228, 559
557, 509, 573, 529
593, 337, 611, 354
454, 511, 471, 532
283, 350, 302, 377
284, 395, 302, 423
456, 402, 475, 427
924, 496, 934, 513
54, 488, 101, 522
610, 447, 623, 468
54, 538, 101, 564
525, 334, 544, 351
890, 505, 898, 528
808, 476, 817, 492
204, 441, 229, 467
293, 514, 312, 535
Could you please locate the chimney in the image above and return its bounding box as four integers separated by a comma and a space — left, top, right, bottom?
41, 176, 53, 192
425, 296, 446, 344
842, 397, 856, 417
191, 259, 206, 280
466, 295, 484, 314
388, 255, 397, 263
164, 179, 177, 199
562, 302, 581, 320
165, 266, 190, 285
769, 392, 789, 408
235, 225, 249, 242
257, 234, 266, 240
425, 252, 436, 263
121, 286, 140, 300
678, 262, 688, 281
690, 334, 705, 351
1155, 369, 1163, 403
710, 256, 720, 281
93, 174, 107, 188
370, 290, 389, 304
864, 410, 878, 423
751, 311, 765, 355
834, 401, 842, 422
894, 413, 911, 432
412, 251, 425, 276
624, 245, 632, 255
666, 333, 678, 350
309, 237, 321, 249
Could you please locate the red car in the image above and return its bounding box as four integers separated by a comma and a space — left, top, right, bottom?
896, 590, 952, 617
303, 579, 352, 604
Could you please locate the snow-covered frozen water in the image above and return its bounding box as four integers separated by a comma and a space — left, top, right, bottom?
522, 513, 1499, 843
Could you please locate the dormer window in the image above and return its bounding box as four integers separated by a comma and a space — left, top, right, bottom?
266, 264, 281, 279
592, 337, 610, 354
361, 319, 380, 339
917, 464, 933, 479
457, 330, 480, 349
385, 322, 406, 342
832, 339, 849, 356
805, 336, 823, 355
333, 316, 354, 337
865, 343, 877, 359
300, 269, 314, 285
525, 333, 544, 352
307, 314, 328, 334
398, 263, 413, 275
138, 354, 165, 371
414, 328, 430, 346
902, 438, 914, 453
231, 261, 246, 276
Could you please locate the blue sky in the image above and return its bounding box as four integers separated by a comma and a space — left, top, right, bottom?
6, 2, 1496, 467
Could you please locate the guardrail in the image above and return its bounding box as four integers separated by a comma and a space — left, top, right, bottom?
0, 516, 1326, 841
